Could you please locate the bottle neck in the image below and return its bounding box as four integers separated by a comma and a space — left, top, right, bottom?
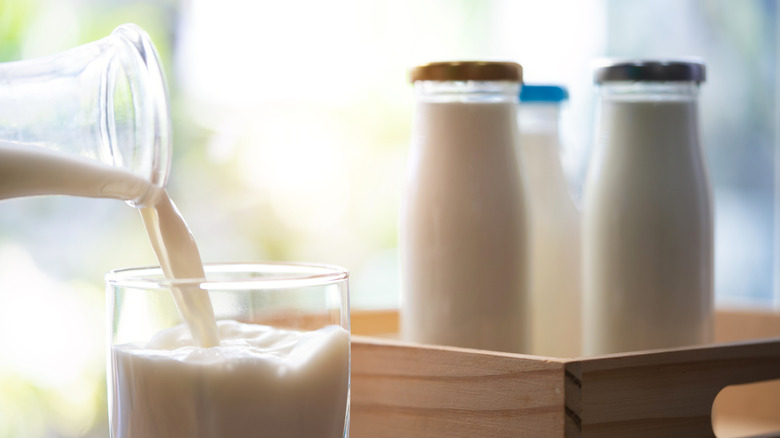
599, 81, 700, 101
414, 81, 520, 103
519, 103, 562, 133
595, 81, 702, 158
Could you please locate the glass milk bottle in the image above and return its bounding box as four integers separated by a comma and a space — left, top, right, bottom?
400, 61, 529, 353
583, 60, 714, 355
518, 85, 581, 357
0, 23, 170, 207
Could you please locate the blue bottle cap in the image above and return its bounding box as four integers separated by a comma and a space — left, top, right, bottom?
519, 85, 569, 102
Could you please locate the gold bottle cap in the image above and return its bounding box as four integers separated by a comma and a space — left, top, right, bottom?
410, 61, 523, 83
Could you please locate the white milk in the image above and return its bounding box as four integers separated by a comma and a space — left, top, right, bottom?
111, 320, 350, 438
139, 193, 220, 347
401, 99, 529, 353
0, 141, 157, 204
583, 95, 713, 355
518, 103, 581, 358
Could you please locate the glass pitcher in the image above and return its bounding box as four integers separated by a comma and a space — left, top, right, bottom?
0, 23, 170, 207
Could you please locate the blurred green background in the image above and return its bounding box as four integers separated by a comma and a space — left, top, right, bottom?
0, 0, 777, 436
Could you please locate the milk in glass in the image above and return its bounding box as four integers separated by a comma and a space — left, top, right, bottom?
111, 321, 350, 438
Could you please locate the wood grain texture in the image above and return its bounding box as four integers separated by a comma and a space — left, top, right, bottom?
349, 310, 780, 437
566, 338, 780, 438
712, 309, 780, 437
351, 335, 566, 437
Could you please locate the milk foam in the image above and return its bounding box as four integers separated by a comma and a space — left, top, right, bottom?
111, 321, 350, 438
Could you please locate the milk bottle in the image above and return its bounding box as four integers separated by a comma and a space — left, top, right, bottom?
400, 61, 529, 353
583, 60, 713, 355
0, 23, 170, 208
517, 85, 581, 357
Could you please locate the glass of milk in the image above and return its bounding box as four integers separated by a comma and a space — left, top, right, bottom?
106, 262, 351, 438
0, 23, 170, 207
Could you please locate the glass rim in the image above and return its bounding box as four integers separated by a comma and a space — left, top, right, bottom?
105, 261, 350, 290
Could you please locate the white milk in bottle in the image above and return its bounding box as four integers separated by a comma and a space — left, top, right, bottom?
517, 85, 581, 358
400, 61, 529, 353
0, 141, 160, 205
583, 60, 713, 355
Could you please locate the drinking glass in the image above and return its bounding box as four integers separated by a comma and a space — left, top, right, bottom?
106, 262, 351, 438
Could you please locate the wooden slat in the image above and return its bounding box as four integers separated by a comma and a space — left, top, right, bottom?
711, 310, 780, 437
565, 338, 780, 438
351, 335, 567, 437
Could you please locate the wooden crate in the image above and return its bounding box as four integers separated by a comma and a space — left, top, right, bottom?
350, 309, 780, 438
